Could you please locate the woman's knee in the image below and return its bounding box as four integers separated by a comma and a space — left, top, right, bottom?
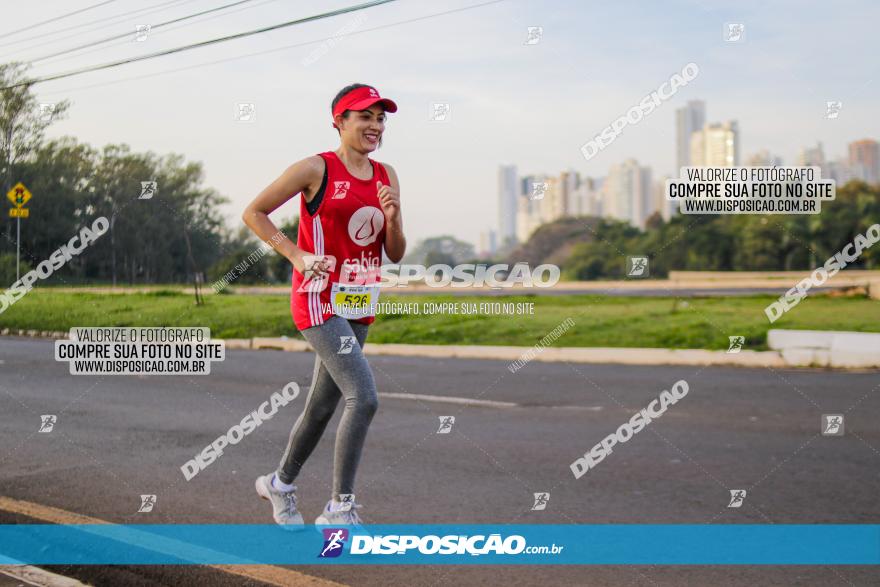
346, 390, 378, 416
362, 392, 379, 416
302, 394, 339, 424
309, 403, 338, 424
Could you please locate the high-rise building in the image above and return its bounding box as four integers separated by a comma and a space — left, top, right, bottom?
520, 176, 533, 200
560, 169, 578, 218
602, 159, 653, 229
516, 174, 551, 243
590, 177, 605, 217
478, 229, 497, 257
498, 165, 518, 246
516, 192, 541, 243
848, 139, 880, 184
796, 142, 825, 168
653, 175, 676, 222
675, 100, 706, 175
542, 175, 561, 223
572, 176, 602, 217
826, 159, 853, 185
690, 121, 739, 167
746, 150, 783, 167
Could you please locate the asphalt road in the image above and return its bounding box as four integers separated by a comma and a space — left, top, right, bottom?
1, 336, 878, 586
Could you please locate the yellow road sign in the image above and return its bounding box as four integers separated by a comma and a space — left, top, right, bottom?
9, 208, 29, 218
6, 182, 32, 207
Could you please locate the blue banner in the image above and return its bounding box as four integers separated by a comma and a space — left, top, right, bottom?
1, 524, 878, 565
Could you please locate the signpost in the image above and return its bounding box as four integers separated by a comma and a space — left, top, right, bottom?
7, 182, 32, 281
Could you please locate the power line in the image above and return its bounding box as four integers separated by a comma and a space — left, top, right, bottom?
29, 0, 260, 63
36, 0, 283, 68
0, 0, 196, 53
2, 0, 397, 89
0, 0, 119, 38
37, 0, 505, 97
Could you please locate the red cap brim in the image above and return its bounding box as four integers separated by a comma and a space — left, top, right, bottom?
347, 97, 398, 113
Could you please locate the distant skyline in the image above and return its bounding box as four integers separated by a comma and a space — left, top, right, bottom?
9, 0, 879, 247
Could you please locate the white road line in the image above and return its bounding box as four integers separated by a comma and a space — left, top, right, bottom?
379, 392, 604, 411
379, 392, 517, 408
0, 496, 345, 587
0, 565, 86, 587
548, 405, 604, 411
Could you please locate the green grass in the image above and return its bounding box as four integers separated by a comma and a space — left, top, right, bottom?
1, 290, 878, 350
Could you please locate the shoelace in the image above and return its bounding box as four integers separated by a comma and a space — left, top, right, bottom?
342, 503, 364, 525
280, 486, 298, 516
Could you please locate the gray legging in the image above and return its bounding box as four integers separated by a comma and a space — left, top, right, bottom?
276, 315, 378, 499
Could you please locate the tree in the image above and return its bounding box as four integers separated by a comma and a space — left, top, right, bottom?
0, 252, 30, 284
526, 181, 880, 280
207, 217, 299, 287
267, 217, 298, 282
15, 138, 97, 273
402, 235, 475, 266
1, 62, 70, 264
424, 250, 455, 267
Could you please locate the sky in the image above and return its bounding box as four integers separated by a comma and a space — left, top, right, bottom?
4, 0, 879, 247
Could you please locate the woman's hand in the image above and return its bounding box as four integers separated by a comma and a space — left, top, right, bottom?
291, 251, 333, 280
376, 180, 400, 223
376, 163, 405, 263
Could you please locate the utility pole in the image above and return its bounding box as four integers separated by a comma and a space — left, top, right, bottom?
182, 224, 203, 305
110, 206, 117, 286
4, 121, 16, 281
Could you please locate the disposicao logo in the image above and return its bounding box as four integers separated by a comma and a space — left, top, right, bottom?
319, 528, 349, 558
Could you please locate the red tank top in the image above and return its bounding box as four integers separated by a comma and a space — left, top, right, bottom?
290, 151, 389, 330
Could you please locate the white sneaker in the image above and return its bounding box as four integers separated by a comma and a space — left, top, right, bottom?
315, 500, 365, 527
255, 473, 304, 529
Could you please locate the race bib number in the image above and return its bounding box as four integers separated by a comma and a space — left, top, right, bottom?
330, 283, 380, 319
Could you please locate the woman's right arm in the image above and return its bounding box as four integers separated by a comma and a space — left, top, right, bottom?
241, 156, 328, 276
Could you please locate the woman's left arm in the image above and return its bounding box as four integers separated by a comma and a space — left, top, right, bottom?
377, 162, 406, 263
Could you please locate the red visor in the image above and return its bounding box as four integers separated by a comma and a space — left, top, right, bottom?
331, 86, 397, 129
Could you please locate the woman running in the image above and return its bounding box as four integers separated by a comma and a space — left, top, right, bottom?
242, 83, 405, 527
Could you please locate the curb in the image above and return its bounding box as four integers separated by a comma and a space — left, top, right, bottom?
3, 328, 867, 369
768, 329, 880, 368
0, 328, 67, 339
362, 344, 789, 368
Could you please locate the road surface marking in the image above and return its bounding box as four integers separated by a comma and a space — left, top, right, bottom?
379, 392, 603, 411
380, 392, 517, 408
0, 495, 345, 587
548, 405, 604, 411
0, 565, 86, 587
